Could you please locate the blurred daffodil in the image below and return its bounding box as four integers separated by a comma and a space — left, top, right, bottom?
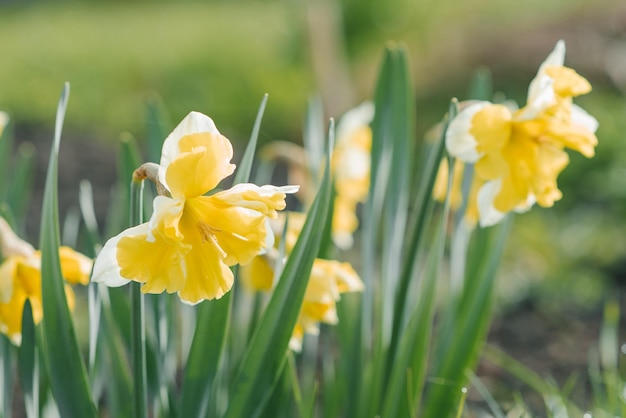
260, 102, 374, 249
331, 102, 374, 249
240, 212, 364, 351
433, 158, 482, 226
445, 40, 598, 226
0, 217, 91, 345
92, 111, 298, 305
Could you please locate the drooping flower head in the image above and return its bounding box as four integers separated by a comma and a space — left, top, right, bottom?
0, 217, 91, 345
92, 112, 298, 305
240, 211, 364, 351
445, 41, 598, 226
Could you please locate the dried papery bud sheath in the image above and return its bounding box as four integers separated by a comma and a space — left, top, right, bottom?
0, 217, 35, 258
132, 162, 169, 197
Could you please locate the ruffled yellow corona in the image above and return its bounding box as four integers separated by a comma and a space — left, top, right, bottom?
92, 111, 298, 305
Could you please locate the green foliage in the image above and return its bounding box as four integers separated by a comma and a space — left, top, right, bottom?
39, 83, 97, 417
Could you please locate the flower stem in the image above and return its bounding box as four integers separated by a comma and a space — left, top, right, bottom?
130, 178, 147, 418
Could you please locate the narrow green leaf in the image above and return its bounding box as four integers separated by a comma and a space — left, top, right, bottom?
388, 100, 454, 369
233, 94, 268, 185
224, 122, 334, 418
99, 287, 134, 418
40, 83, 97, 417
6, 141, 35, 223
18, 300, 38, 418
0, 335, 15, 417
422, 217, 512, 417
467, 67, 493, 102
145, 94, 171, 164
381, 148, 453, 418
129, 180, 148, 418
0, 116, 15, 202
302, 94, 325, 176
179, 96, 268, 418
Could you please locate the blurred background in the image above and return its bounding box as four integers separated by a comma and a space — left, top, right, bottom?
1, 0, 626, 407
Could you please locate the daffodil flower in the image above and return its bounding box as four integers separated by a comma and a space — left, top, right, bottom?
240, 212, 364, 352
331, 102, 374, 249
446, 40, 598, 226
92, 111, 298, 305
0, 217, 91, 345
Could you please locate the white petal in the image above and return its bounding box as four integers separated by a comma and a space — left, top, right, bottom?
525, 40, 565, 111
335, 148, 369, 179
332, 231, 353, 250
445, 101, 490, 163
514, 194, 536, 213
91, 223, 151, 287
259, 218, 275, 254
477, 180, 506, 227
521, 74, 556, 120
571, 104, 599, 133
336, 102, 374, 145
158, 111, 221, 187
538, 40, 566, 72
147, 196, 184, 242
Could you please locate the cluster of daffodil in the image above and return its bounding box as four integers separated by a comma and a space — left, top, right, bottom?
241, 104, 372, 350
0, 217, 91, 345
435, 40, 598, 227
92, 111, 299, 305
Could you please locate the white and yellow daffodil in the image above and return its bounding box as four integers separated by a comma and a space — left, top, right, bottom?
0, 217, 91, 345
445, 40, 598, 227
92, 111, 298, 305
240, 211, 364, 352
331, 102, 374, 249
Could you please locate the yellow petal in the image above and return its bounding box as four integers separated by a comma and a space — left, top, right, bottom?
332, 197, 359, 250
59, 246, 92, 285
117, 230, 188, 295
470, 104, 513, 154
165, 133, 235, 199
544, 66, 592, 97
177, 211, 234, 304
184, 196, 269, 266
211, 184, 298, 219
0, 256, 18, 303
240, 255, 275, 292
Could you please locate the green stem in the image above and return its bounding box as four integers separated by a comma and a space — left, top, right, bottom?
130, 179, 147, 418
287, 352, 304, 417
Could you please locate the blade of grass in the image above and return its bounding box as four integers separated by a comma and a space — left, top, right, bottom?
129, 178, 148, 418
40, 82, 97, 417
421, 217, 512, 417
179, 95, 268, 418
381, 146, 453, 418
224, 120, 334, 418
18, 300, 38, 418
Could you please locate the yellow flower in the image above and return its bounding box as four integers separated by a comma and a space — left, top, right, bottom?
331, 102, 374, 249
432, 158, 486, 227
92, 112, 298, 305
446, 41, 598, 226
0, 218, 91, 345
240, 212, 364, 352
288, 259, 363, 351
